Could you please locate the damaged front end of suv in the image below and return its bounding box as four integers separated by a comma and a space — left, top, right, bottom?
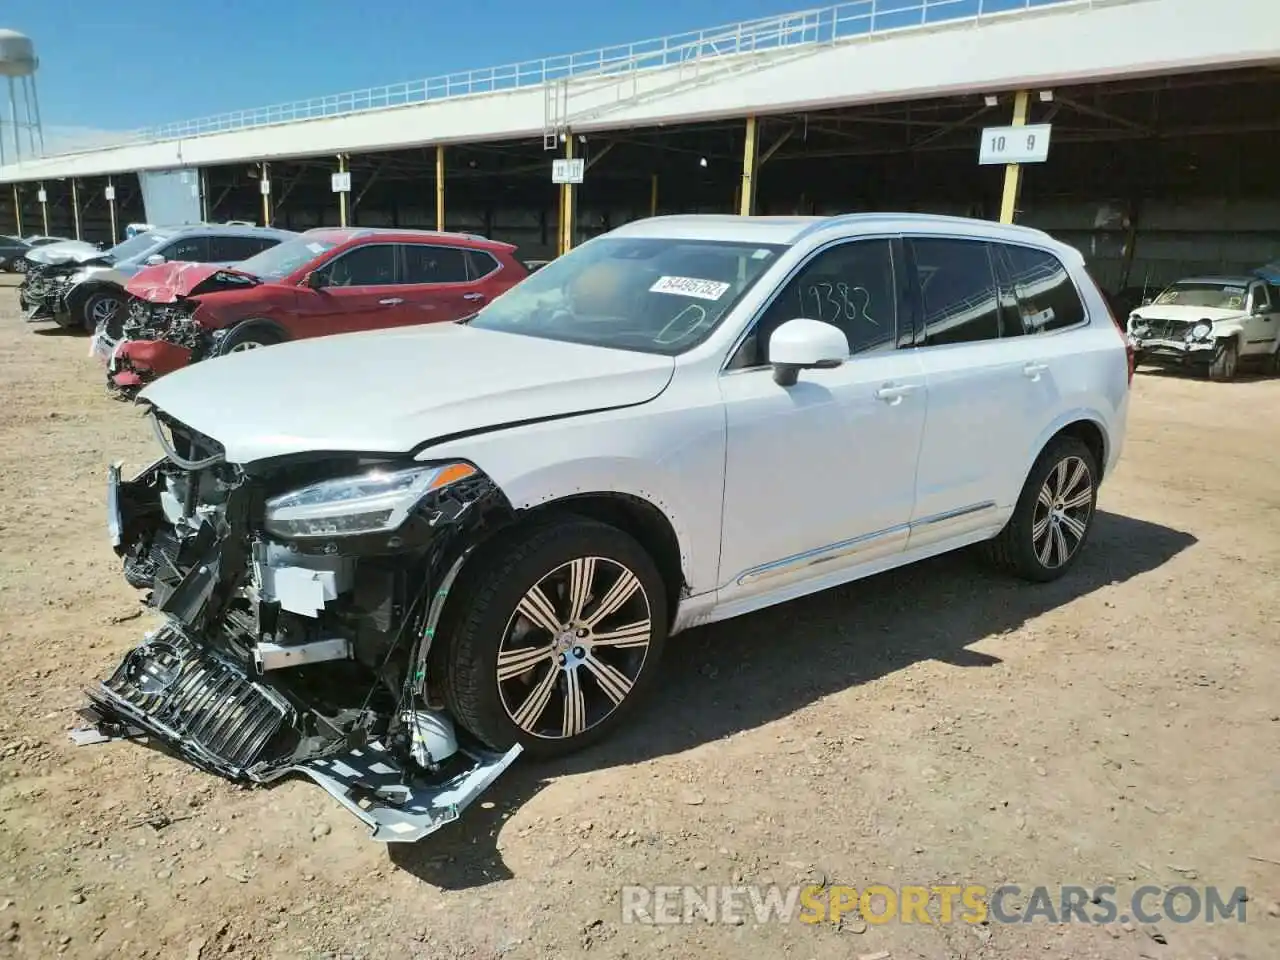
100, 297, 211, 397
82, 407, 522, 842
19, 259, 77, 321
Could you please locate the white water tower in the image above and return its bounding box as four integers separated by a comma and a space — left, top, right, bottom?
0, 30, 42, 163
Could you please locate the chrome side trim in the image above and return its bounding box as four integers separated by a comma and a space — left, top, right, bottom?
736, 524, 909, 586
912, 500, 997, 527
733, 500, 997, 587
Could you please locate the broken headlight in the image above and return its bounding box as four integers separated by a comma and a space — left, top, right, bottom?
1188, 321, 1213, 342
263, 462, 477, 539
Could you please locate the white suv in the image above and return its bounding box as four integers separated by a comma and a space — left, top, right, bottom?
87, 213, 1130, 842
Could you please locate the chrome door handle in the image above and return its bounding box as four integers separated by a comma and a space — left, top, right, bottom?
378, 297, 404, 306
875, 382, 918, 404
462, 292, 486, 302
1023, 362, 1049, 379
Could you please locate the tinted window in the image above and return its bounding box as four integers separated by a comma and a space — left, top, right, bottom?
465, 249, 500, 281
734, 239, 897, 368
909, 238, 1003, 346
162, 236, 209, 263
400, 244, 468, 284
209, 235, 277, 262
318, 244, 396, 286
1250, 283, 1271, 311
1001, 244, 1086, 333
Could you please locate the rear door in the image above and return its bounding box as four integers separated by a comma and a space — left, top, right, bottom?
157, 235, 209, 264
207, 234, 281, 266
290, 242, 402, 337
395, 243, 481, 326
903, 236, 1035, 546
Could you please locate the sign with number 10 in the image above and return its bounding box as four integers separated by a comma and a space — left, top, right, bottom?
978, 124, 1053, 165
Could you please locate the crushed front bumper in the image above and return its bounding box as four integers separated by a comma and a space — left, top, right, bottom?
77, 461, 523, 843
1131, 336, 1217, 368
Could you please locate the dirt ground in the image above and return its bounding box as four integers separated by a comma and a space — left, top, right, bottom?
0, 277, 1277, 960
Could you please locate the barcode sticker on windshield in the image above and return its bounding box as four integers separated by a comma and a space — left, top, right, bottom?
650, 276, 732, 301
306, 242, 327, 254
1225, 286, 1246, 295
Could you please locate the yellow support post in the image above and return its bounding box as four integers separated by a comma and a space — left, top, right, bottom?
739, 115, 759, 216
260, 161, 271, 226
38, 181, 47, 234
107, 178, 117, 243
999, 90, 1031, 225
71, 179, 81, 240
650, 174, 658, 217
435, 145, 445, 232
559, 134, 576, 256
12, 184, 21, 236
338, 153, 348, 227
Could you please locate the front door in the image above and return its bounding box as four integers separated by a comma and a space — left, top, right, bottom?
717, 237, 927, 607
1242, 281, 1280, 357
292, 242, 404, 338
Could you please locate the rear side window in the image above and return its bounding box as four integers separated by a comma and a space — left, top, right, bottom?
400, 244, 469, 284
209, 235, 278, 262
465, 249, 501, 281
908, 238, 1004, 346
1000, 244, 1086, 333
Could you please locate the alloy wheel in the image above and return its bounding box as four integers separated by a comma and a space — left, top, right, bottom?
90, 295, 120, 325
1031, 456, 1093, 570
496, 556, 652, 740
228, 340, 263, 353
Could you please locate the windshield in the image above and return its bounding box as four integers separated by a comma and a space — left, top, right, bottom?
236, 235, 338, 280
106, 232, 167, 262
466, 236, 785, 354
1152, 282, 1248, 310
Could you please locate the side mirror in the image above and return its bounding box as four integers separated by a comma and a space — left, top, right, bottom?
768, 318, 849, 387
1140, 297, 1153, 306
301, 271, 324, 289
144, 254, 166, 266
1251, 301, 1267, 316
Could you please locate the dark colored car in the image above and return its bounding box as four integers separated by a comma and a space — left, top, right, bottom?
100, 227, 529, 393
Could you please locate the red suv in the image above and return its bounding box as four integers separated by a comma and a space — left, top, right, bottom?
98, 228, 529, 392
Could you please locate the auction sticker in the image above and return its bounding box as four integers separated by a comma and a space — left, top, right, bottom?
650, 276, 731, 301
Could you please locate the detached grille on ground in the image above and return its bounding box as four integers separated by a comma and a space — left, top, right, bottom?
94, 633, 297, 774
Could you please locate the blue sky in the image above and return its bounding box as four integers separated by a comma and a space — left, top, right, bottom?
14, 0, 809, 131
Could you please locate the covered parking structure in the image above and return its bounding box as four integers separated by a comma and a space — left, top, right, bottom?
1, 0, 1277, 288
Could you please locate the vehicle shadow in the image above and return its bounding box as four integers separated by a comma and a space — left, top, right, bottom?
31, 325, 82, 337
1137, 367, 1276, 383
386, 509, 1196, 889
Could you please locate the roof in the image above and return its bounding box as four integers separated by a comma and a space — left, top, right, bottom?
300, 226, 514, 250
609, 213, 1058, 248
148, 223, 298, 240
1176, 275, 1259, 286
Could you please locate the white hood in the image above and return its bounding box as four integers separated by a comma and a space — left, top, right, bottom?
1130, 304, 1246, 324
139, 323, 676, 464
25, 240, 105, 265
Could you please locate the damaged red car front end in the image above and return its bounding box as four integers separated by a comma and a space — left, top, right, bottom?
101, 263, 262, 395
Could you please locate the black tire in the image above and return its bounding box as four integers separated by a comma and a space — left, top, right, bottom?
1209, 338, 1239, 381
983, 436, 1099, 583
442, 518, 668, 758
216, 322, 282, 356
80, 289, 123, 333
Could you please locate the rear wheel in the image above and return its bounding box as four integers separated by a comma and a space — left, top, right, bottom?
1209, 338, 1239, 381
443, 519, 668, 758
984, 436, 1099, 583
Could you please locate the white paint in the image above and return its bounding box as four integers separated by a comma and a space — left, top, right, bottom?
331, 171, 351, 193
978, 123, 1053, 165
104, 184, 115, 201
4, 0, 1277, 182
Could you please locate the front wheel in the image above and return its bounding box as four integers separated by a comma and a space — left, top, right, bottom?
216, 322, 282, 355
984, 436, 1099, 583
442, 519, 668, 758
1209, 338, 1239, 381
82, 290, 123, 333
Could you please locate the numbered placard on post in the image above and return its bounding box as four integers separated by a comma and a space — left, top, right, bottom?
259, 179, 271, 196
104, 185, 116, 201
978, 124, 1053, 165
331, 172, 352, 193
36, 188, 46, 203
552, 158, 585, 184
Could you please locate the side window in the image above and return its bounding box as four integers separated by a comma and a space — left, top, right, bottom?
317, 244, 397, 286
1250, 283, 1271, 312
1001, 243, 1086, 334
908, 238, 1003, 346
464, 249, 501, 281
162, 236, 209, 263
1268, 284, 1280, 310
400, 244, 469, 284
208, 235, 276, 262
731, 239, 897, 368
